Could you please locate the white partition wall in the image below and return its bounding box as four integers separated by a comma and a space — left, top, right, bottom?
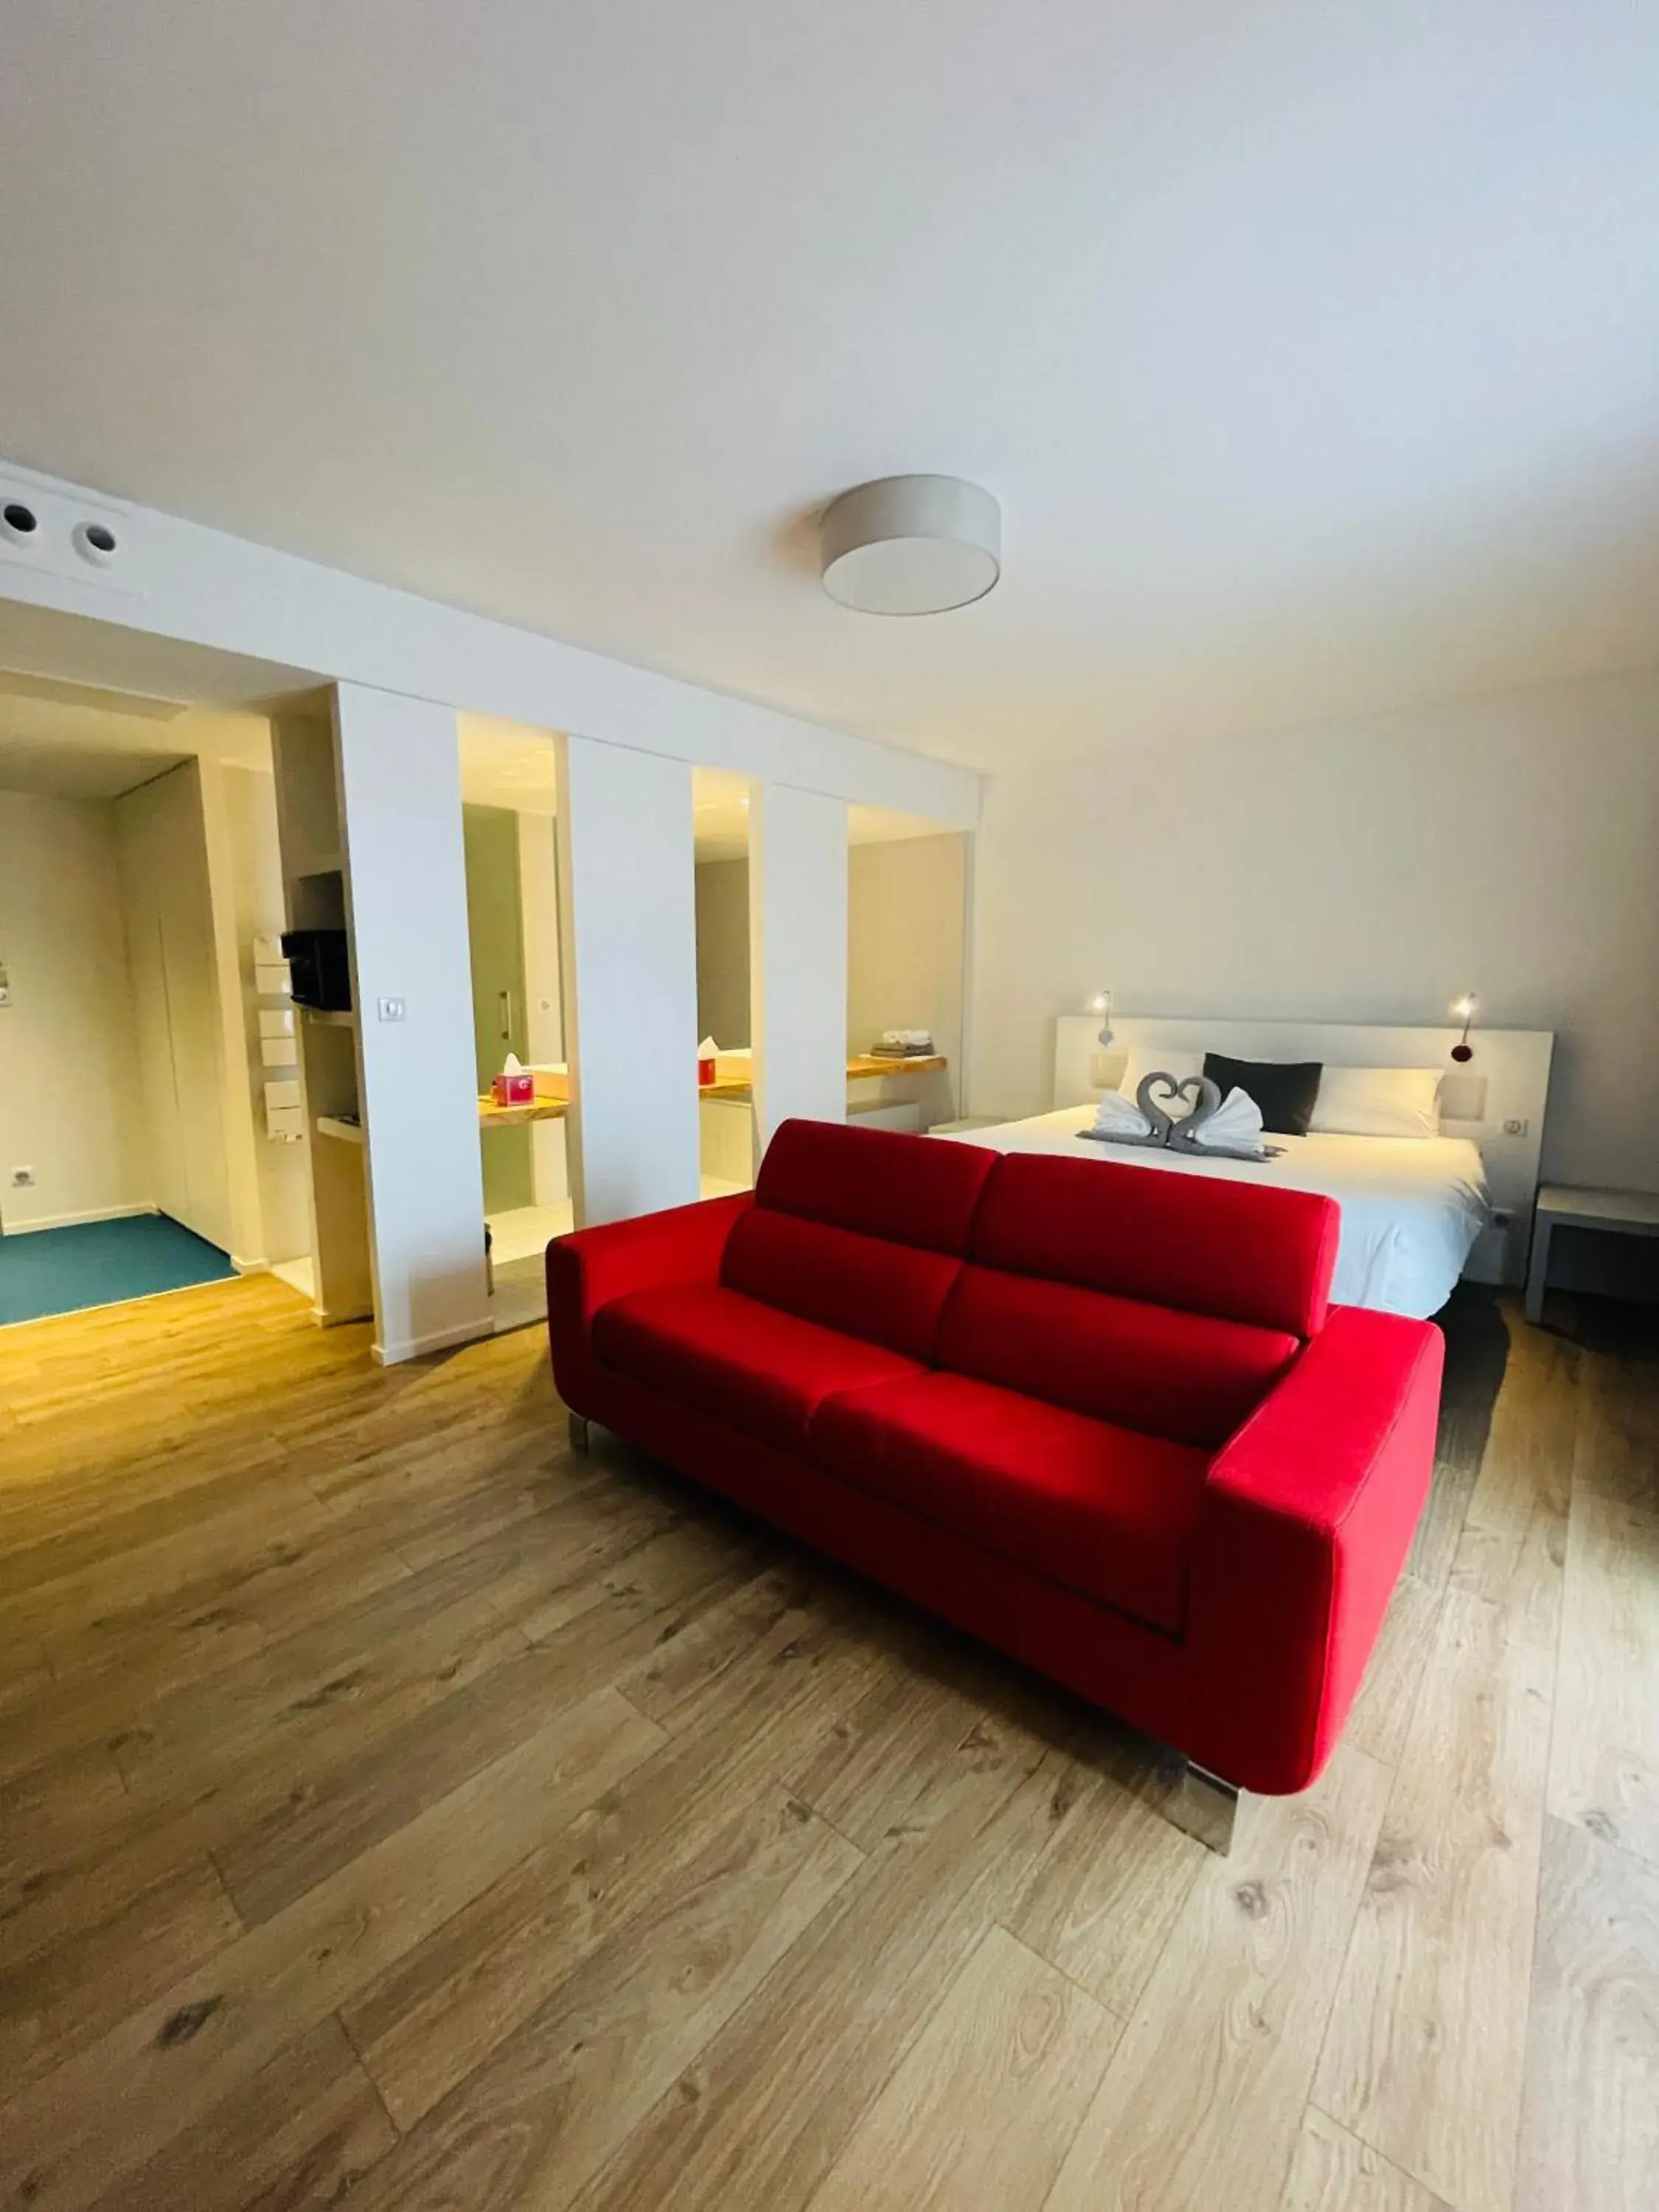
749, 784, 849, 1145
554, 734, 699, 1225
334, 683, 492, 1362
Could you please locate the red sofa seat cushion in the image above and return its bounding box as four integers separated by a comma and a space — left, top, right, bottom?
812, 1371, 1209, 1634
592, 1282, 923, 1454
969, 1151, 1338, 1337
937, 1265, 1301, 1449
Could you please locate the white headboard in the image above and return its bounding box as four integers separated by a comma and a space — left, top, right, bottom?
1053, 1015, 1554, 1287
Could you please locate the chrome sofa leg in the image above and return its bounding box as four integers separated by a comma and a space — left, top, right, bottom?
567, 1412, 592, 1456
1156, 1752, 1241, 1854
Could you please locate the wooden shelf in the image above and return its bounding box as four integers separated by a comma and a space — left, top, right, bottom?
315, 1115, 365, 1146
302, 1007, 358, 1029
846, 1053, 947, 1079
700, 1054, 947, 1103
478, 1095, 569, 1130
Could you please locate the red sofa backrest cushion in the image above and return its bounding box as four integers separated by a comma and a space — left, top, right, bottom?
937, 1267, 1301, 1448
722, 1211, 959, 1363
723, 1120, 1338, 1415
969, 1152, 1338, 1338
722, 1119, 994, 1361
751, 1118, 998, 1253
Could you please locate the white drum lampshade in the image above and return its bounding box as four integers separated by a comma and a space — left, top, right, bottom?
820, 475, 1001, 615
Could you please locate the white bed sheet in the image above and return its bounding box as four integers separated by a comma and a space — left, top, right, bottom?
936, 1107, 1488, 1319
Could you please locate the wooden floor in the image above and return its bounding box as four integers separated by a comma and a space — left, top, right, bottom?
1, 1276, 1655, 2212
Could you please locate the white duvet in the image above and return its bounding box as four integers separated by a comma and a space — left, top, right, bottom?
936, 1106, 1488, 1319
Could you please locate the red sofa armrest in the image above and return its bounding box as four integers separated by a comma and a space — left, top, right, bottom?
1186, 1305, 1444, 1794
546, 1192, 752, 1412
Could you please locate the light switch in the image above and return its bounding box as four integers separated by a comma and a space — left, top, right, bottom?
378, 996, 407, 1023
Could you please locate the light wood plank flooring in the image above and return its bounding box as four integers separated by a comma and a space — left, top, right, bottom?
1, 1275, 1655, 2211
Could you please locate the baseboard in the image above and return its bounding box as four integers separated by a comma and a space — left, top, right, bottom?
372, 1315, 494, 1366
1, 1202, 158, 1236
231, 1255, 271, 1276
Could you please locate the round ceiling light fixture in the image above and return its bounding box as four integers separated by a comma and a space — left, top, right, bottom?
820, 474, 1001, 615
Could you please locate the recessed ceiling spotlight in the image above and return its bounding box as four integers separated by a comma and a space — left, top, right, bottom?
820, 475, 1000, 615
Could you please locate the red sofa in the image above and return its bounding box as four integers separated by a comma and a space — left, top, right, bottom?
546, 1118, 1442, 1804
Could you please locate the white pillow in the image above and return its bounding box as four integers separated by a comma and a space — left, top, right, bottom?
1311, 1065, 1441, 1139
1118, 1046, 1206, 1113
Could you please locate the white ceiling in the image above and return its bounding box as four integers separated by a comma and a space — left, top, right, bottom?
0, 676, 189, 799
0, 671, 277, 799
4, 5, 1657, 772
0, 738, 183, 803
0, 601, 322, 714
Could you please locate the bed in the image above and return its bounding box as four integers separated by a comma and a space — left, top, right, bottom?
939, 1105, 1487, 1316
937, 1016, 1555, 1320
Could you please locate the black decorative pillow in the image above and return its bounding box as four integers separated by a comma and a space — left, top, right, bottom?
1202, 1053, 1323, 1138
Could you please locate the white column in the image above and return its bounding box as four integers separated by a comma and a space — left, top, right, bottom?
554, 734, 699, 1225
334, 683, 490, 1363
748, 783, 849, 1146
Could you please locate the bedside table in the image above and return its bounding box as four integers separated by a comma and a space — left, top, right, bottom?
1525, 1184, 1659, 1324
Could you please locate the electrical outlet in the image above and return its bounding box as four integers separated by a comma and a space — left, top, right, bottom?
10, 1166, 35, 1188
1503, 1117, 1528, 1137
377, 996, 406, 1023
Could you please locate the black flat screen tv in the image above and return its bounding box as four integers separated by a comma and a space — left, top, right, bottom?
280, 928, 352, 1013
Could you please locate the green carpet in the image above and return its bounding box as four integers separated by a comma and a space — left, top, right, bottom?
0, 1214, 236, 1327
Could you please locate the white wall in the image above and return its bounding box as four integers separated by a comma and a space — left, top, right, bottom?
969, 669, 1659, 1193
335, 684, 492, 1361
516, 807, 568, 1208
554, 734, 700, 1225
695, 858, 751, 1048
749, 785, 849, 1143
0, 467, 980, 1333
0, 790, 148, 1231
846, 832, 967, 1121
698, 833, 967, 1119
0, 465, 980, 828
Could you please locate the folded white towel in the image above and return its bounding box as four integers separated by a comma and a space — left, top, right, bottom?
880, 1028, 934, 1048
1088, 1090, 1153, 1138
1189, 1085, 1267, 1152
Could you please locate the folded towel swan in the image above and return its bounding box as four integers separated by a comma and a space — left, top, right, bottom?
1079, 1073, 1284, 1164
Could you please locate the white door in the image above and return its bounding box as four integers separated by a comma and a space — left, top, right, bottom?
124, 901, 189, 1225
116, 764, 232, 1250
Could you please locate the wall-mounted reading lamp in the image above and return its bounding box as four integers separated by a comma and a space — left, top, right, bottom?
1089, 988, 1115, 1048
1450, 993, 1478, 1063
